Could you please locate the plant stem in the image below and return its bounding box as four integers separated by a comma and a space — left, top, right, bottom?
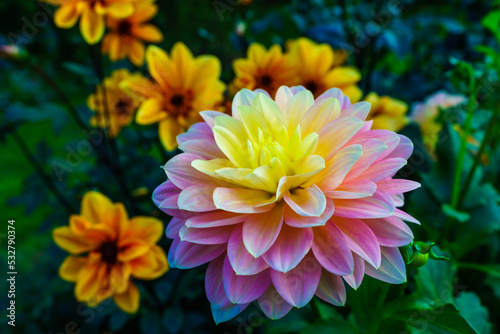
457, 103, 500, 208
9, 128, 76, 214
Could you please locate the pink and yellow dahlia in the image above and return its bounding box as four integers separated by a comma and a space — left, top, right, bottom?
153, 86, 420, 322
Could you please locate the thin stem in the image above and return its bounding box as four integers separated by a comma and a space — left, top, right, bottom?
457, 103, 500, 208
9, 127, 76, 214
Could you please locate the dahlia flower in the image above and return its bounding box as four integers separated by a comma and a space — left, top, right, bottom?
121, 43, 226, 151
411, 91, 466, 154
44, 0, 137, 44
102, 1, 163, 66
229, 43, 298, 98
153, 86, 420, 323
364, 92, 409, 132
87, 69, 143, 137
53, 191, 168, 313
286, 38, 363, 102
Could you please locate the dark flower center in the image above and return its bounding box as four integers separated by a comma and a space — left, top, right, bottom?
114, 98, 132, 117
258, 74, 273, 87
117, 21, 132, 35
304, 81, 318, 94
100, 242, 118, 264
170, 94, 185, 107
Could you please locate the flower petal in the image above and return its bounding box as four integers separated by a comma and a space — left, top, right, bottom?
178, 184, 217, 212
179, 225, 234, 245
80, 7, 105, 44
223, 256, 271, 303
284, 198, 334, 228
257, 286, 293, 320
113, 282, 140, 314
315, 269, 346, 306
333, 190, 394, 219
227, 224, 269, 275
213, 187, 275, 214
168, 237, 225, 269
363, 216, 414, 247
242, 204, 284, 258
365, 247, 406, 284
59, 256, 87, 282
283, 185, 326, 217
342, 254, 365, 289
53, 226, 98, 254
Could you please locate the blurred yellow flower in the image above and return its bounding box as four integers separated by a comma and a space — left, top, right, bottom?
286, 37, 362, 101
45, 0, 136, 44
87, 69, 142, 137
121, 43, 226, 151
102, 1, 163, 66
229, 43, 298, 97
364, 92, 409, 132
53, 191, 168, 313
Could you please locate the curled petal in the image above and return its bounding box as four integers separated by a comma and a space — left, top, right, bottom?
365, 247, 406, 284
284, 185, 326, 217
316, 269, 346, 306
284, 198, 334, 228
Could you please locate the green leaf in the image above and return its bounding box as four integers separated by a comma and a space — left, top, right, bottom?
455, 292, 492, 334
442, 204, 470, 223
415, 259, 456, 305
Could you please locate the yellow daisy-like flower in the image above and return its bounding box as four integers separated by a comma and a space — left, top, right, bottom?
102, 1, 163, 66
229, 43, 298, 98
364, 92, 409, 132
87, 69, 143, 137
121, 43, 226, 151
53, 191, 168, 313
45, 0, 137, 44
286, 37, 362, 102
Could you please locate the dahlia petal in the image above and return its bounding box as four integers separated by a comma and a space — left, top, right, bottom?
392, 193, 405, 207
186, 211, 245, 228
284, 198, 334, 228
275, 86, 294, 112
363, 216, 414, 247
205, 255, 228, 307
232, 89, 259, 120
223, 256, 271, 303
342, 139, 388, 183
152, 180, 179, 208
284, 90, 315, 133
228, 224, 269, 275
284, 185, 327, 217
213, 187, 275, 214
386, 135, 414, 160
177, 122, 213, 144
358, 158, 408, 182
200, 110, 229, 128
311, 221, 354, 275
317, 87, 351, 109
179, 225, 234, 245
365, 247, 406, 284
178, 140, 224, 160
80, 7, 104, 44
211, 303, 249, 325
165, 153, 213, 190
317, 117, 365, 160
301, 98, 341, 136
258, 286, 294, 320
316, 269, 346, 306
334, 217, 382, 268
342, 254, 365, 289
262, 224, 314, 272
113, 282, 139, 314
376, 178, 421, 195
242, 204, 284, 258
325, 180, 377, 199
168, 237, 225, 269
177, 184, 217, 212
394, 208, 420, 224
333, 190, 395, 219
315, 144, 363, 191
341, 101, 371, 120
270, 253, 322, 307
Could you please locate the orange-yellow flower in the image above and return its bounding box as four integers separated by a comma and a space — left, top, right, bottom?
45, 0, 137, 44
87, 69, 143, 137
121, 43, 226, 151
102, 1, 163, 66
53, 191, 168, 313
229, 43, 298, 98
286, 38, 362, 101
363, 92, 409, 132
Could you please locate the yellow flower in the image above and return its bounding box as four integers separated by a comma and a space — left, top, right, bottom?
87, 69, 142, 137
286, 37, 362, 101
53, 191, 168, 314
102, 1, 163, 66
363, 92, 409, 132
229, 43, 298, 98
121, 43, 226, 151
46, 0, 137, 44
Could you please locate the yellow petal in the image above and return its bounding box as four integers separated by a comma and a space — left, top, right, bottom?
146, 45, 171, 88
122, 216, 163, 244
107, 34, 124, 61
113, 282, 140, 314
81, 191, 115, 225
75, 261, 105, 302
59, 256, 88, 282
325, 66, 361, 86
132, 24, 164, 43
130, 245, 168, 280
53, 226, 97, 254
117, 239, 150, 261
54, 3, 80, 28
342, 85, 363, 103
128, 39, 145, 67
159, 117, 182, 151
110, 263, 131, 294
129, 2, 158, 23
80, 7, 105, 44
136, 98, 167, 124
103, 2, 135, 19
